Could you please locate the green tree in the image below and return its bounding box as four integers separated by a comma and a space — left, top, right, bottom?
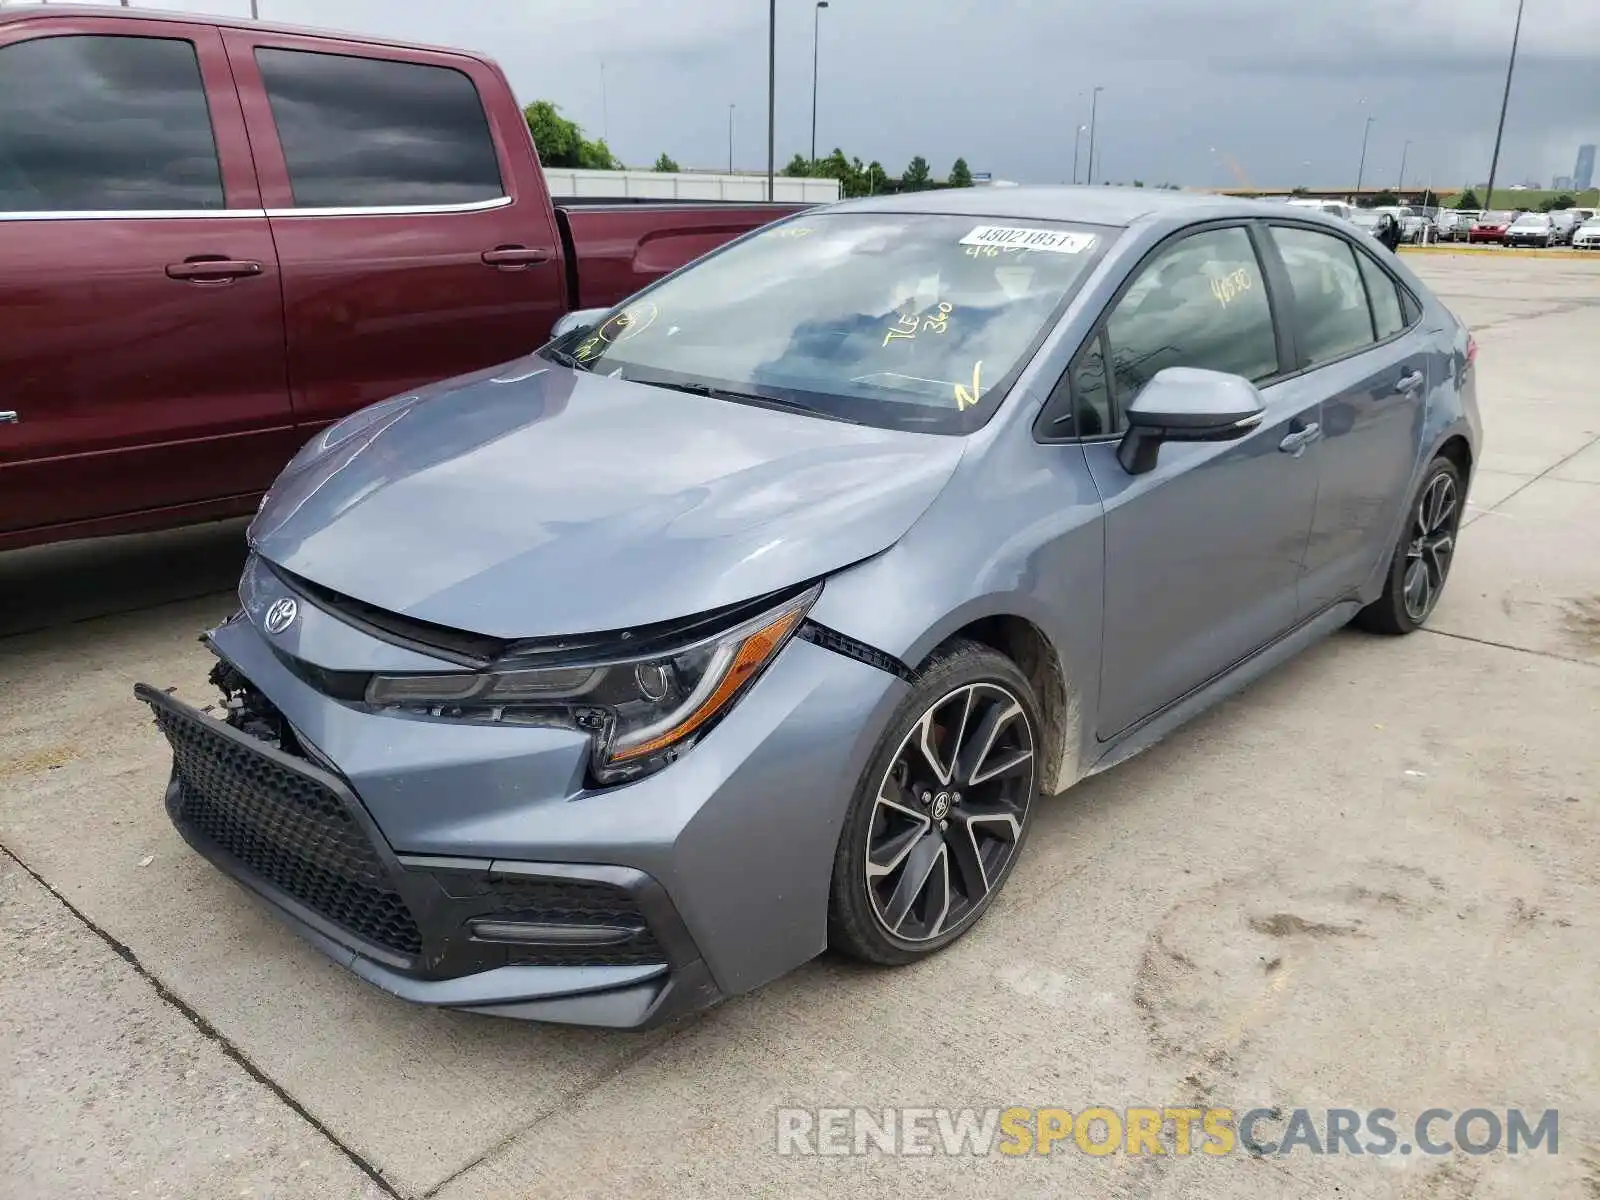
1370, 188, 1399, 208
864, 161, 889, 195
903, 155, 932, 191
653, 152, 680, 172
1547, 193, 1575, 211
948, 157, 973, 188
577, 137, 618, 170
523, 100, 582, 167
1455, 188, 1480, 209
782, 153, 814, 178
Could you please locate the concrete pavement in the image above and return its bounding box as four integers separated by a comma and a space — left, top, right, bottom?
2, 254, 1597, 1198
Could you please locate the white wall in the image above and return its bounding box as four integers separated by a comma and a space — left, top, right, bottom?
542, 169, 841, 203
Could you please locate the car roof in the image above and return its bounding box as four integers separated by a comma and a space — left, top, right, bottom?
0, 4, 472, 60
825, 185, 1285, 229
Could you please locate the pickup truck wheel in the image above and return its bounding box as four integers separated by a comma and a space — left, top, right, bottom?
827, 640, 1040, 965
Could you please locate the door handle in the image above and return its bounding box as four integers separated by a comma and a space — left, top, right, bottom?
1278, 422, 1320, 456
481, 245, 552, 268
0, 410, 18, 425
165, 258, 263, 282
1394, 369, 1425, 394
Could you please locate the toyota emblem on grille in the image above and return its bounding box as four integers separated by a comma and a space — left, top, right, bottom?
263, 597, 299, 635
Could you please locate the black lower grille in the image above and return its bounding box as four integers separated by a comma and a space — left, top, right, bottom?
151, 703, 423, 957
483, 877, 665, 967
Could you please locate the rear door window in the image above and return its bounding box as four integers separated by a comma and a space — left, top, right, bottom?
1268, 225, 1376, 366
1355, 252, 1404, 340
0, 35, 223, 212
255, 48, 503, 208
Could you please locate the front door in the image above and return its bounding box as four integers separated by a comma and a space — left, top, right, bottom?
222, 30, 567, 432
1080, 224, 1322, 737
0, 21, 294, 539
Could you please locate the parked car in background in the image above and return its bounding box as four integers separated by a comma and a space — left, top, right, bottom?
1347, 209, 1383, 240
1573, 217, 1600, 250
0, 7, 806, 552
1504, 212, 1558, 248
1398, 213, 1430, 243
136, 189, 1480, 1028
1287, 198, 1356, 222
1441, 210, 1481, 242
1468, 212, 1514, 244
1548, 210, 1582, 245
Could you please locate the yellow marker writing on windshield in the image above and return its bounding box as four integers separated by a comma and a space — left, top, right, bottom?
954, 361, 983, 410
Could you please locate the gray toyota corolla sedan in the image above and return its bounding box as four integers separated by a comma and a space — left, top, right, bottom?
137, 188, 1480, 1029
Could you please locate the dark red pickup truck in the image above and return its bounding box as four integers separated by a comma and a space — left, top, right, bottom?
0, 7, 804, 551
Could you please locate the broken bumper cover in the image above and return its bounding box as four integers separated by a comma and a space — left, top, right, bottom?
132, 577, 908, 1028
136, 684, 719, 1028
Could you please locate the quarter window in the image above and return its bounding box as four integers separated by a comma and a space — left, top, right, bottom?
1356, 251, 1404, 340
1102, 226, 1279, 406
1268, 226, 1376, 365
0, 35, 223, 212
255, 48, 503, 208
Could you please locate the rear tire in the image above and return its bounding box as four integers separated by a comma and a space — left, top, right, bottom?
1354, 456, 1465, 635
827, 639, 1040, 966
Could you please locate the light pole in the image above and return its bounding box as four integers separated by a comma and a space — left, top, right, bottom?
1086, 86, 1103, 185
600, 61, 609, 143
249, 0, 258, 15
728, 104, 735, 174
1072, 124, 1087, 185
766, 0, 776, 202
1354, 115, 1375, 200
1398, 138, 1411, 194
1483, 0, 1526, 213
810, 1, 829, 166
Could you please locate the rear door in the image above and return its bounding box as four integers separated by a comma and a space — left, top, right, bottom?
0, 17, 292, 539
1260, 222, 1429, 613
222, 31, 566, 431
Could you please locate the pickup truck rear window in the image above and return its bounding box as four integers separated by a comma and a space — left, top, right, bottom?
0, 35, 223, 213
255, 47, 503, 209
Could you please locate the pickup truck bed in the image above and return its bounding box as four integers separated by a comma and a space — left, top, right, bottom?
0, 6, 806, 550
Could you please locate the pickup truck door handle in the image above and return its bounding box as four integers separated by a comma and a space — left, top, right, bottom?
1393, 369, 1425, 394
481, 245, 552, 268
1278, 422, 1321, 456
165, 258, 263, 282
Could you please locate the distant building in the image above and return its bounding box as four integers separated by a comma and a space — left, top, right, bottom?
1576, 145, 1596, 192
1553, 175, 1574, 191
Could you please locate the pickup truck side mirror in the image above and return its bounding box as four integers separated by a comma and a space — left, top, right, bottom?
1117, 367, 1266, 475
550, 307, 612, 342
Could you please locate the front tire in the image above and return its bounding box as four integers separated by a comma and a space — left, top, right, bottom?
827, 639, 1041, 965
1354, 455, 1464, 635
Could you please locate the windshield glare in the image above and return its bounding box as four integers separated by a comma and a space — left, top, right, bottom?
547, 212, 1111, 433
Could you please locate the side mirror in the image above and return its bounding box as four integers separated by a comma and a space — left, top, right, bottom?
550, 307, 612, 342
1117, 367, 1266, 476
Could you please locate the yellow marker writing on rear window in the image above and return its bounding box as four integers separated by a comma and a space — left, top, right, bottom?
955, 361, 983, 410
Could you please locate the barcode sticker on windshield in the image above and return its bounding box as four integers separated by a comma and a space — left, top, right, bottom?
959, 225, 1097, 254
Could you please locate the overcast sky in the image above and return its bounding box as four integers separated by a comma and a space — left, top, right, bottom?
76, 0, 1600, 189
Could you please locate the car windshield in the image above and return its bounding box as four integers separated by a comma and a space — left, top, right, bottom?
1511, 214, 1548, 226
543, 212, 1112, 434
1582, 217, 1600, 228
1350, 211, 1380, 227
1481, 212, 1512, 224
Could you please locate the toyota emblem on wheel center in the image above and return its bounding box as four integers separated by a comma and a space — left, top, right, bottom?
263, 597, 299, 635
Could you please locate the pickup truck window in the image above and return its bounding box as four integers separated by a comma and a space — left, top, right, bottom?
0, 35, 223, 213
255, 47, 503, 209
549, 213, 1111, 434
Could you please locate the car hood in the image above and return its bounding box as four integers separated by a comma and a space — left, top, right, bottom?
248, 358, 966, 639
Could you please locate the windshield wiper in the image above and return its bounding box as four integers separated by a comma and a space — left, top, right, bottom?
632, 379, 865, 426
542, 346, 588, 371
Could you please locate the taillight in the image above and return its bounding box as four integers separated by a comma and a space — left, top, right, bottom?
1466, 334, 1478, 366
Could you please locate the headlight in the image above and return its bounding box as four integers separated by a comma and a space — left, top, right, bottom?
365, 584, 819, 784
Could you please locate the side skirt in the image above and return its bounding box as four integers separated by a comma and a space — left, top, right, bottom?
1083, 600, 1363, 779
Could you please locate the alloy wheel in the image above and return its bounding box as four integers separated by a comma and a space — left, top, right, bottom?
1403, 472, 1459, 622
864, 683, 1035, 944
